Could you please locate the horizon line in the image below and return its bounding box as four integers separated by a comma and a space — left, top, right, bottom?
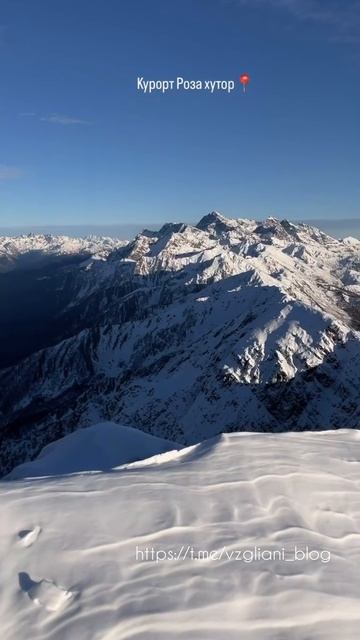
1, 217, 360, 229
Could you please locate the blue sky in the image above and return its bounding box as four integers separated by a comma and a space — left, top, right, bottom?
0, 0, 359, 226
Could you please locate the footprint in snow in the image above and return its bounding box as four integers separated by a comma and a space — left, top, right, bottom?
18, 526, 41, 548
18, 572, 74, 612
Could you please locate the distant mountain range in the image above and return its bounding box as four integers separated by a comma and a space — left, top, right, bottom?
1, 218, 360, 241
0, 212, 360, 475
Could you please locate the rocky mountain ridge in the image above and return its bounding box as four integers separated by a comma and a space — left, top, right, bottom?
0, 212, 359, 474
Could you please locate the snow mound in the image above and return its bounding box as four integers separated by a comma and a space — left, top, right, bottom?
6, 422, 180, 479
1, 430, 360, 639
342, 236, 360, 246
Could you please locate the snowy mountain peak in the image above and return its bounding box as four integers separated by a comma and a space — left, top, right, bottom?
196, 210, 236, 230
158, 222, 188, 236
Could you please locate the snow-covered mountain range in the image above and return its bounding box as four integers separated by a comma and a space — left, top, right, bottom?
0, 233, 126, 273
0, 212, 359, 475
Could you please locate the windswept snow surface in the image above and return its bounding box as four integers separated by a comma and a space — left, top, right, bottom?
1, 428, 360, 639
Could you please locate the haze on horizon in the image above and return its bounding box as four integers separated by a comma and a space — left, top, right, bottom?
1, 216, 360, 241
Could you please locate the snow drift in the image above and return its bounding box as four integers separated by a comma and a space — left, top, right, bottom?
5, 422, 180, 480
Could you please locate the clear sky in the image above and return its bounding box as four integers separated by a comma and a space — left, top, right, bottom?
0, 0, 359, 226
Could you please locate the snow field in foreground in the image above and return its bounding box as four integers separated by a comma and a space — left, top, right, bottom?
1, 428, 360, 639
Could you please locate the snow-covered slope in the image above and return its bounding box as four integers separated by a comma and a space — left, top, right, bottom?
0, 233, 129, 369
0, 213, 359, 474
1, 428, 360, 639
5, 422, 180, 480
